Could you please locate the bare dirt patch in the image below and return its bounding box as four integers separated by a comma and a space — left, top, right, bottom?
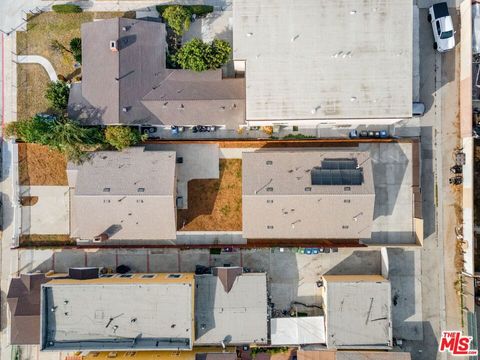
18, 143, 68, 186
177, 159, 242, 231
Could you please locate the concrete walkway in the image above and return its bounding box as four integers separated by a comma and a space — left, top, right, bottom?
17, 54, 57, 81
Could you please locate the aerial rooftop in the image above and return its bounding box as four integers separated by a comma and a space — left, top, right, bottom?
242, 150, 375, 239
68, 147, 177, 241
322, 275, 392, 349
40, 273, 195, 351
69, 18, 245, 128
194, 268, 268, 345
233, 0, 412, 122
7, 273, 50, 345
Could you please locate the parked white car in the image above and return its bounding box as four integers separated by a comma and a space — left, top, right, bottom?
428, 2, 455, 52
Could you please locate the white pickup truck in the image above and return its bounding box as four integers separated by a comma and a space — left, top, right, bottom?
428, 2, 455, 52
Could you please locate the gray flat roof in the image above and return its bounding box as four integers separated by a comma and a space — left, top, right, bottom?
68, 147, 177, 240
242, 150, 375, 239
194, 272, 268, 345
40, 279, 194, 351
323, 275, 392, 349
233, 0, 412, 121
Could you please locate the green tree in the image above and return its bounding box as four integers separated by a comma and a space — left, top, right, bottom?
5, 116, 53, 145
162, 5, 191, 36
104, 126, 146, 151
175, 38, 232, 72
69, 37, 82, 63
5, 116, 104, 163
45, 81, 70, 111
207, 39, 232, 69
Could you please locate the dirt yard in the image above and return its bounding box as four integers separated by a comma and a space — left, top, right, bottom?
177, 159, 242, 231
18, 143, 68, 186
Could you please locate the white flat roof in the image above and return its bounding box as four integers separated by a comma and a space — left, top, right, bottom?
324, 276, 392, 349
41, 281, 194, 351
234, 0, 412, 121
271, 316, 326, 345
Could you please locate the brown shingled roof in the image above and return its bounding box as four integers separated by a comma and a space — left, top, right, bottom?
212, 267, 243, 293
7, 273, 50, 344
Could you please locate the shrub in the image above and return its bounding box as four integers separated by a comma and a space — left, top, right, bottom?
52, 4, 83, 13
157, 4, 213, 17
45, 81, 70, 111
162, 5, 191, 36
104, 126, 146, 151
70, 37, 81, 53
5, 116, 103, 163
70, 37, 82, 64
175, 38, 231, 72
188, 5, 214, 16
207, 39, 232, 69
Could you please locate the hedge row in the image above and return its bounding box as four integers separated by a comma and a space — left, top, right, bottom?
52, 4, 83, 13
156, 4, 214, 17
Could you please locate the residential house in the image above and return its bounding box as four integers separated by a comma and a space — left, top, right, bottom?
194, 267, 268, 346
242, 151, 375, 241
321, 275, 392, 349
67, 147, 177, 241
68, 18, 245, 129
7, 273, 51, 345
40, 271, 195, 351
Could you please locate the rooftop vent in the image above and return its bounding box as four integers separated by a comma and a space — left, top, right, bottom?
110, 40, 118, 52
103, 187, 111, 192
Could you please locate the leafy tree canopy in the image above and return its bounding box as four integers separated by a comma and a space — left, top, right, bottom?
5, 116, 104, 163
162, 5, 191, 36
104, 126, 146, 151
175, 38, 232, 72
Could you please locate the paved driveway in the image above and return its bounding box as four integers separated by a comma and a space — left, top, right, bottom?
20, 186, 69, 235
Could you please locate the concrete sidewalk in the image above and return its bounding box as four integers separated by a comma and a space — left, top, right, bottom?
17, 55, 57, 81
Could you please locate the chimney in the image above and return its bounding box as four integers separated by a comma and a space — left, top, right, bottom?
110, 40, 118, 52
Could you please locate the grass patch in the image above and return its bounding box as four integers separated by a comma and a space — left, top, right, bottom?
16, 11, 128, 116
177, 159, 242, 231
17, 64, 51, 120
18, 143, 68, 186
52, 4, 82, 14
20, 234, 75, 248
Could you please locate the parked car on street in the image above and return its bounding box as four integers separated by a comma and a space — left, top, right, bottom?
428, 2, 455, 52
